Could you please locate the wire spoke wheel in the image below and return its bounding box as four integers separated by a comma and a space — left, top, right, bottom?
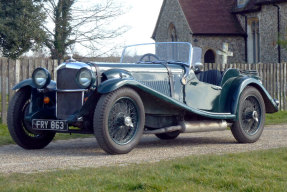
94, 87, 145, 154
108, 98, 139, 145
231, 86, 265, 143
241, 96, 262, 136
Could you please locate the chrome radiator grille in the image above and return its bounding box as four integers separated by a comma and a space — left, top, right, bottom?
57, 68, 79, 89
56, 92, 83, 120
56, 68, 83, 120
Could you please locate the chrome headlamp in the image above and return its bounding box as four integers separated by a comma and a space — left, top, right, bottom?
76, 68, 96, 89
32, 68, 51, 89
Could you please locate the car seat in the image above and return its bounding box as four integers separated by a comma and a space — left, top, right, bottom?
196, 70, 223, 86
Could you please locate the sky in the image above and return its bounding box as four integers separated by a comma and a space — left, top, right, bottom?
31, 0, 164, 57
115, 0, 163, 44
73, 0, 164, 56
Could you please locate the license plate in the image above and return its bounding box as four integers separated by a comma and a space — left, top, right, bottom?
32, 119, 68, 131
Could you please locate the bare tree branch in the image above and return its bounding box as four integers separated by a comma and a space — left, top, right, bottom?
42, 0, 127, 60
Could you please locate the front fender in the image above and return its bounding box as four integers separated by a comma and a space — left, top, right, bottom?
98, 69, 134, 93
98, 78, 136, 94
102, 69, 133, 80
13, 79, 56, 91
231, 77, 278, 116
13, 79, 36, 90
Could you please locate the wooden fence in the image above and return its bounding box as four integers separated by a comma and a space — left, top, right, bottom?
0, 59, 59, 124
0, 58, 286, 124
203, 63, 287, 112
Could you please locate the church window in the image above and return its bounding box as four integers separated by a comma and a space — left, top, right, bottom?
204, 49, 216, 63
247, 18, 260, 63
168, 23, 177, 42
237, 0, 249, 8
167, 23, 178, 59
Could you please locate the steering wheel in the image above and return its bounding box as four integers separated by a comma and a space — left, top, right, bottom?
138, 53, 160, 63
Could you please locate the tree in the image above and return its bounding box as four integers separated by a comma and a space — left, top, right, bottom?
43, 0, 126, 61
0, 0, 46, 59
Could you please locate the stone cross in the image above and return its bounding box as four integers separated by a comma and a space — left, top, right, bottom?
216, 43, 233, 65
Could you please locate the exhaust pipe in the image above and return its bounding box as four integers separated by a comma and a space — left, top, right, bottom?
180, 120, 228, 133
144, 120, 229, 134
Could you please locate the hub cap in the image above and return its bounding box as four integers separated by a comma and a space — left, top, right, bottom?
252, 111, 259, 122
124, 117, 134, 127
241, 96, 262, 136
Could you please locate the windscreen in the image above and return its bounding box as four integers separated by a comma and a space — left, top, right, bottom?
120, 42, 192, 66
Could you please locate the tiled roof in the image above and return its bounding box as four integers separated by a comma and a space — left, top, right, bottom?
178, 0, 245, 35
152, 0, 287, 38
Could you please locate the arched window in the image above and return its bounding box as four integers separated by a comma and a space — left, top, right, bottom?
247, 18, 260, 63
204, 49, 216, 63
168, 23, 177, 42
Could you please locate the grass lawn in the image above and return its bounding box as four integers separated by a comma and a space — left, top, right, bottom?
0, 148, 286, 191
266, 111, 287, 125
0, 123, 12, 146
0, 111, 286, 146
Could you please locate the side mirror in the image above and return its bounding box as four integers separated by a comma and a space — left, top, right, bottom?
194, 62, 203, 74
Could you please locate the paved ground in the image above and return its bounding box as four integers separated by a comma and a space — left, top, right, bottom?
0, 124, 286, 174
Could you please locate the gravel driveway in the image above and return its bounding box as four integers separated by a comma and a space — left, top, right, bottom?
0, 124, 286, 174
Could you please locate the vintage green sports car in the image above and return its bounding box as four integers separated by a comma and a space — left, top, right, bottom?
7, 42, 278, 154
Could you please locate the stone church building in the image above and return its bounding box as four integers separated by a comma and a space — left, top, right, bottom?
152, 0, 287, 64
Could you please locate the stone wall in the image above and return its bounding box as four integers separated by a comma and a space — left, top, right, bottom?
153, 0, 246, 64
259, 5, 279, 63
258, 4, 287, 63
153, 0, 287, 64
192, 36, 246, 64
280, 3, 287, 62
236, 3, 287, 63
153, 0, 191, 42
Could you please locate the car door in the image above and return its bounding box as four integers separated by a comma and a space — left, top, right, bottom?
184, 70, 221, 112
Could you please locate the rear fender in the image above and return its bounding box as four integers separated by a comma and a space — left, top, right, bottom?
230, 77, 278, 117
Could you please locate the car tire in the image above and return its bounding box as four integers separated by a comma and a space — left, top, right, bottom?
231, 86, 266, 143
94, 87, 145, 154
155, 131, 180, 140
7, 87, 55, 149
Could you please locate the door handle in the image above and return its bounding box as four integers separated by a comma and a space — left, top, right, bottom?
211, 86, 222, 90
